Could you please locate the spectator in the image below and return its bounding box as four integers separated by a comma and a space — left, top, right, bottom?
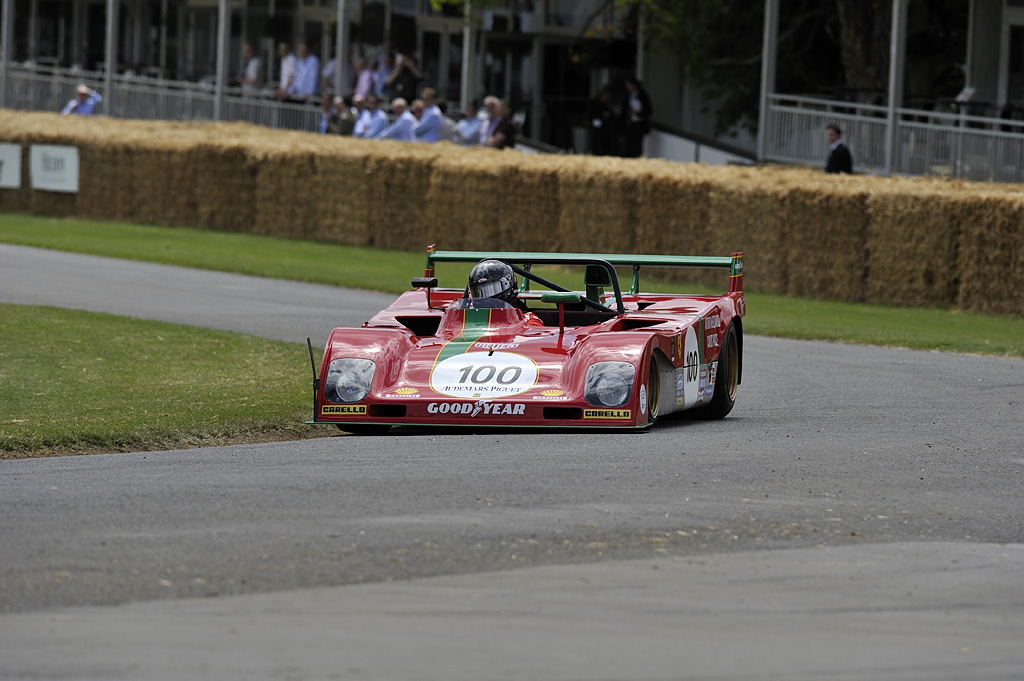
454, 101, 482, 145
321, 53, 353, 97
376, 98, 417, 141
386, 54, 422, 103
61, 84, 102, 115
353, 58, 374, 99
371, 56, 391, 98
354, 94, 389, 138
335, 96, 357, 136
237, 43, 263, 93
351, 94, 366, 121
374, 40, 393, 96
478, 95, 500, 145
275, 43, 297, 97
485, 99, 517, 150
288, 42, 320, 101
621, 76, 652, 158
410, 99, 425, 122
414, 88, 443, 143
319, 94, 338, 134
588, 85, 617, 155
825, 124, 853, 174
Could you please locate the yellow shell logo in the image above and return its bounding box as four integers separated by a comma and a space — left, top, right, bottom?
395, 387, 418, 394
541, 389, 564, 397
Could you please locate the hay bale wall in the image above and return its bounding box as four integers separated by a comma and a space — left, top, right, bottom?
956, 192, 1024, 316
1, 110, 1020, 316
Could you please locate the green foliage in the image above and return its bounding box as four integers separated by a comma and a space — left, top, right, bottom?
620, 0, 966, 134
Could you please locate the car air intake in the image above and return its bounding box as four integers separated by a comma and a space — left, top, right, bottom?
543, 407, 582, 420
369, 405, 406, 418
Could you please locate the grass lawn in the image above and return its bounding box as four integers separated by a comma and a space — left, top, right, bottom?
1, 213, 1021, 457
0, 304, 314, 458
3, 213, 1020, 357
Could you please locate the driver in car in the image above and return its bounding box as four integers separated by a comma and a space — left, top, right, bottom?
468, 260, 544, 326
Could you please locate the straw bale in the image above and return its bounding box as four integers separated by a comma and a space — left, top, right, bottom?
704, 167, 788, 294
778, 176, 869, 302
497, 152, 562, 252
128, 142, 200, 227
306, 140, 374, 246
192, 143, 257, 233
555, 155, 639, 253
864, 184, 962, 308
363, 142, 443, 250
955, 192, 1024, 316
77, 139, 133, 220
253, 145, 321, 239
422, 148, 525, 250
626, 162, 710, 286
2, 110, 1021, 315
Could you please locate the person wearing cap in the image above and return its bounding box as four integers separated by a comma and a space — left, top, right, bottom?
61, 85, 102, 115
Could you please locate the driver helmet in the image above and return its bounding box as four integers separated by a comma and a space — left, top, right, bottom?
468, 260, 518, 305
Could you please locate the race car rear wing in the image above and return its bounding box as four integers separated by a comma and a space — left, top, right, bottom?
424, 247, 744, 297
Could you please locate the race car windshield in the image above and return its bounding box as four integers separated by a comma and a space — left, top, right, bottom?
450, 297, 512, 309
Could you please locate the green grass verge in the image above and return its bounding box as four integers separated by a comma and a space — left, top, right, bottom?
0, 304, 313, 458
3, 213, 1021, 357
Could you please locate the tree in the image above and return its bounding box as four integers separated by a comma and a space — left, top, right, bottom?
623, 0, 965, 134
833, 0, 892, 101
622, 0, 846, 134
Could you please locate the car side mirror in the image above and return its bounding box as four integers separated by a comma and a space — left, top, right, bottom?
412, 277, 441, 311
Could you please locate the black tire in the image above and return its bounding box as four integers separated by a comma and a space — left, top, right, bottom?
646, 351, 661, 425
336, 424, 392, 435
692, 323, 739, 420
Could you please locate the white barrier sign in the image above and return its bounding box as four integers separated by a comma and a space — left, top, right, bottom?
0, 144, 21, 189
30, 145, 79, 193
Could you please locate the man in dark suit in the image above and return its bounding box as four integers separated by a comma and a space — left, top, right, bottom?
825, 124, 853, 174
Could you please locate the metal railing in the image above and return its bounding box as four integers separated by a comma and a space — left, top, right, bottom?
1, 62, 321, 132
764, 93, 1024, 182
4, 63, 1023, 182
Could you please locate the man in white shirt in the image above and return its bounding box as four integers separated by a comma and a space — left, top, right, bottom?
353, 94, 389, 138
414, 88, 443, 143
275, 43, 297, 97
478, 95, 500, 145
455, 101, 482, 145
376, 98, 418, 142
237, 43, 262, 93
288, 42, 320, 101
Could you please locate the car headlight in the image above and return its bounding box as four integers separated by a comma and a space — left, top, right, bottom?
323, 358, 375, 404
584, 362, 635, 408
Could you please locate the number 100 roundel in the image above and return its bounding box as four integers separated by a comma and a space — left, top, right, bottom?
430, 352, 538, 399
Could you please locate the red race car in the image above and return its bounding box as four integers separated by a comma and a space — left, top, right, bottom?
309, 248, 745, 434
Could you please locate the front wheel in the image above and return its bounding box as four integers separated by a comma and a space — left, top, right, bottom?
645, 350, 661, 425
692, 323, 739, 420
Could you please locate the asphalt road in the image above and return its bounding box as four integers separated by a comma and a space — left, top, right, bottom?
1, 243, 1022, 680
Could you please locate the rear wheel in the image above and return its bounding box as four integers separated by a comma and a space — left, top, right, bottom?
336, 424, 392, 435
693, 323, 738, 420
645, 351, 661, 424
